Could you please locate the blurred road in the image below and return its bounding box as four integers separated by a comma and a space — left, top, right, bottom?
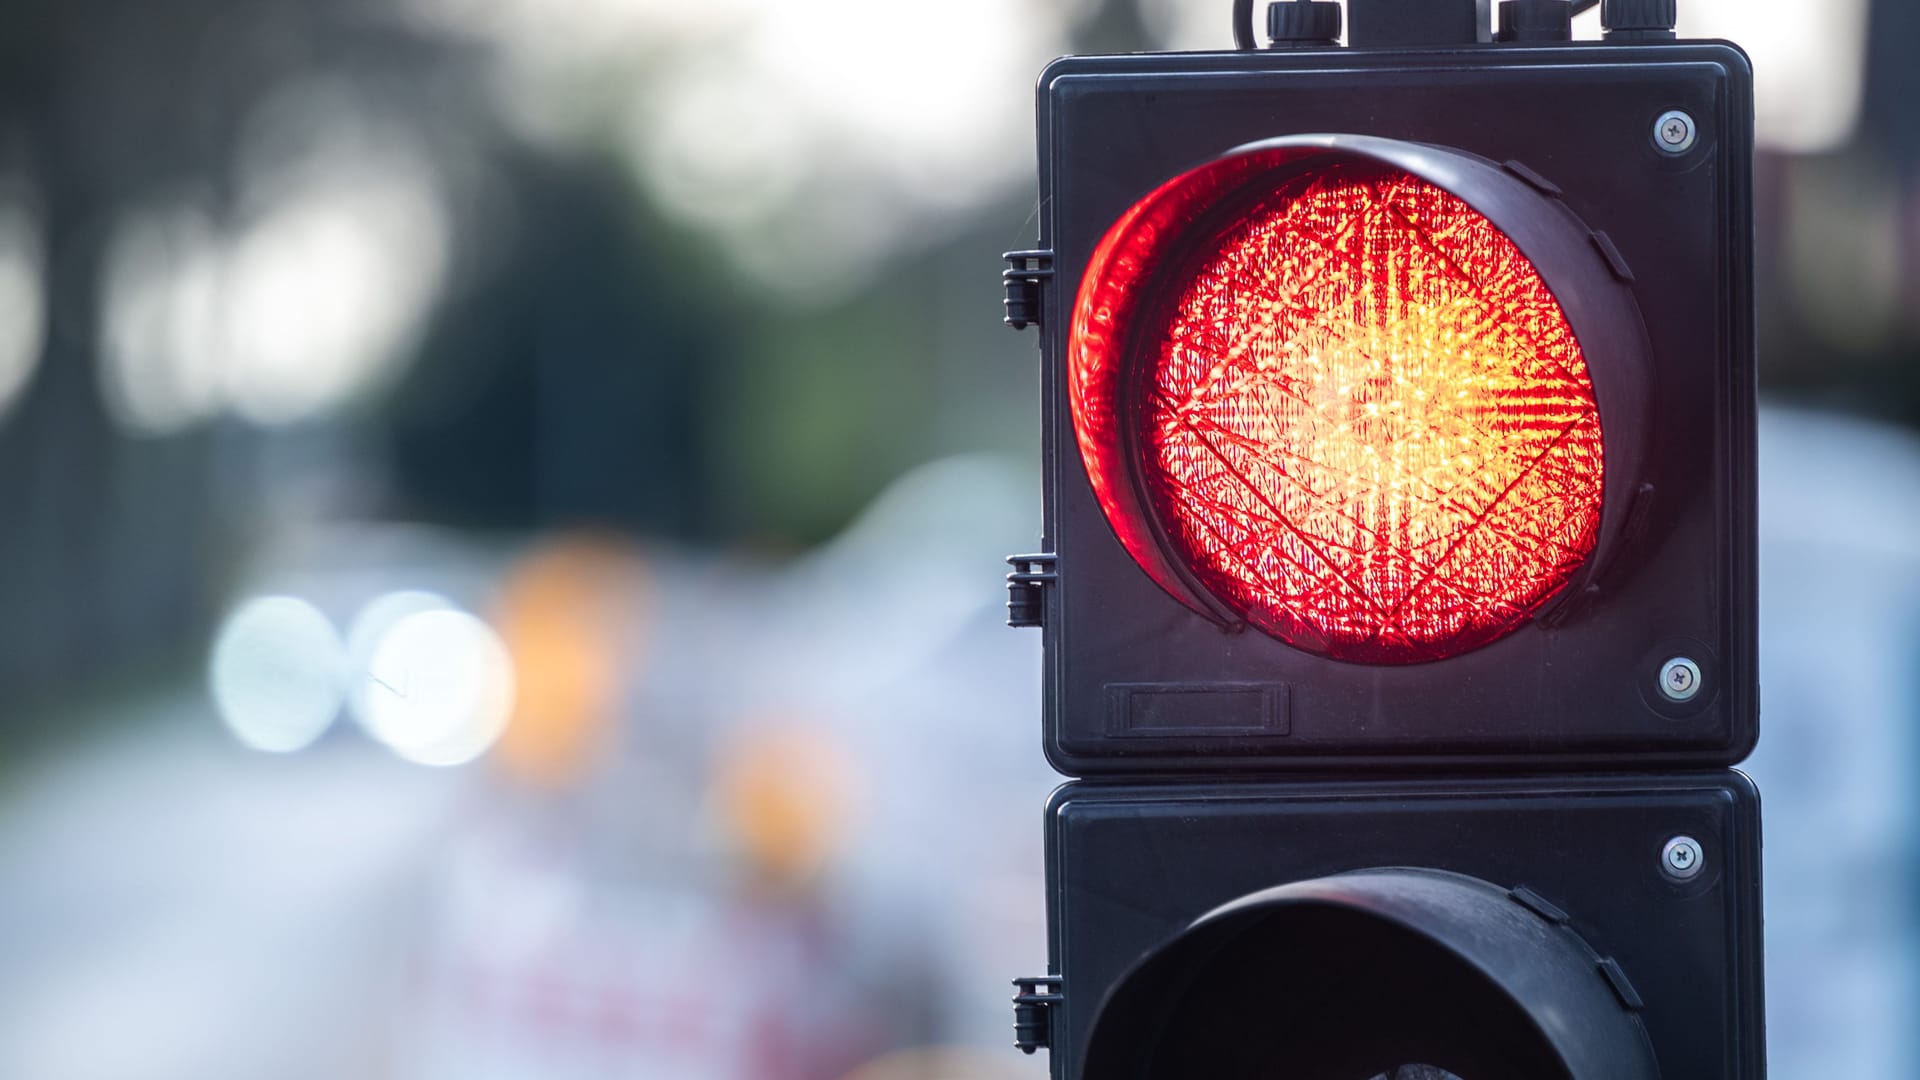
0, 703, 463, 1080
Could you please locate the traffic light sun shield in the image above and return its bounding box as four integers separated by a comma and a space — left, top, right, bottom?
1081, 868, 1662, 1080
1070, 137, 1651, 664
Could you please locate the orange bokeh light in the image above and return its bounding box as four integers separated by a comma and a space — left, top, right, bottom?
1075, 161, 1604, 662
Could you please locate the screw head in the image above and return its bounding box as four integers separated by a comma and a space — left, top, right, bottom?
1654, 109, 1697, 153
1658, 656, 1702, 702
1662, 835, 1704, 880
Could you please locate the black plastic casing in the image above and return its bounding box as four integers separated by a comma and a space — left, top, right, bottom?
1043, 771, 1766, 1078
1033, 44, 1757, 776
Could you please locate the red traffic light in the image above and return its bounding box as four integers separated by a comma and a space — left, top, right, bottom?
1069, 137, 1643, 663
1019, 56, 1755, 774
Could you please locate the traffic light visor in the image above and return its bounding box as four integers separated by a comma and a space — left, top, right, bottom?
1080, 868, 1661, 1080
1069, 138, 1622, 663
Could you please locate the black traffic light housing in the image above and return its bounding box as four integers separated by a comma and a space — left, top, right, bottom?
1019, 43, 1755, 775
1045, 773, 1765, 1078
1002, 8, 1763, 1079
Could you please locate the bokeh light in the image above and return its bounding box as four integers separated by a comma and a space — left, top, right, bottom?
209, 595, 348, 753
492, 537, 651, 787
712, 723, 860, 890
0, 198, 45, 423
344, 589, 458, 732
98, 203, 227, 436
221, 80, 450, 426
96, 83, 448, 436
363, 609, 516, 767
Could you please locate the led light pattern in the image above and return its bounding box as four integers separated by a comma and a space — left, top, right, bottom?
1138, 165, 1603, 662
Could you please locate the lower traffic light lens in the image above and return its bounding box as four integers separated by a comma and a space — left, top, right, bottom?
1074, 154, 1605, 663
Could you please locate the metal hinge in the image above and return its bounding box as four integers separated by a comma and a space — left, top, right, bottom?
1012, 975, 1063, 1054
1005, 553, 1057, 628
1002, 249, 1053, 330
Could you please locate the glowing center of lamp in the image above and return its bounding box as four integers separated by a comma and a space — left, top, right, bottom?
1134, 165, 1603, 662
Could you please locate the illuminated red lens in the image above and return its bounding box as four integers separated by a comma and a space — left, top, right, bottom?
1073, 161, 1604, 663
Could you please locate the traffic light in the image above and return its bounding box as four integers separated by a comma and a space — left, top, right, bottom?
1001, 0, 1762, 1076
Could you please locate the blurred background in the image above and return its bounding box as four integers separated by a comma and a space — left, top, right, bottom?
0, 1, 1912, 1077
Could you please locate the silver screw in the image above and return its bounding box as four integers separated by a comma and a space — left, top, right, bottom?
1658, 656, 1702, 702
1662, 835, 1704, 880
1654, 109, 1697, 154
